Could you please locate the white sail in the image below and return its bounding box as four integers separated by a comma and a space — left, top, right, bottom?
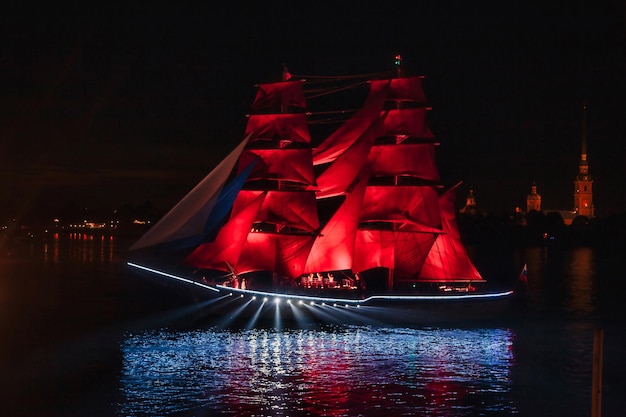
129, 135, 250, 251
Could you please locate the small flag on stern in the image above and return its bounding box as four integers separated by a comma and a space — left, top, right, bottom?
519, 263, 528, 285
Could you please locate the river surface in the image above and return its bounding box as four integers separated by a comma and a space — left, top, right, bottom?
1, 234, 625, 416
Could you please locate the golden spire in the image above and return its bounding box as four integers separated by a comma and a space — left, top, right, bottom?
579, 101, 589, 177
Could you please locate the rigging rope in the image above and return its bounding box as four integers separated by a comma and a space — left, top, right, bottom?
290, 71, 393, 81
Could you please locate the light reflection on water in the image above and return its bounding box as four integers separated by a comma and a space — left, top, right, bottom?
43, 233, 116, 264
523, 246, 598, 318
566, 248, 595, 315
4, 240, 626, 416
118, 326, 516, 416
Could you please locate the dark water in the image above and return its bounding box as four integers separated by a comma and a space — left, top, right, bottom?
1, 234, 626, 416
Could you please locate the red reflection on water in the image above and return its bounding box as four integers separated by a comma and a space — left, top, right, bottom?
300, 349, 352, 416
567, 247, 595, 314
120, 327, 516, 416
44, 233, 116, 264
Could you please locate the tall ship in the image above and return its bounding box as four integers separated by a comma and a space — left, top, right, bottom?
127, 57, 517, 326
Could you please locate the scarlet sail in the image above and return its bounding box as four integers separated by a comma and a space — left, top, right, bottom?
162, 63, 485, 292
418, 183, 484, 282
183, 78, 318, 279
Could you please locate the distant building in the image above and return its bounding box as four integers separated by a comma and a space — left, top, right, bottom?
460, 187, 477, 215
523, 102, 594, 226
526, 182, 541, 212
573, 102, 594, 219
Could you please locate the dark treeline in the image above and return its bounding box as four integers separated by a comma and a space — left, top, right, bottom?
458, 209, 626, 254
0, 198, 163, 239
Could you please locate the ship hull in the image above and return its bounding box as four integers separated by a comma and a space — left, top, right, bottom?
127, 261, 516, 327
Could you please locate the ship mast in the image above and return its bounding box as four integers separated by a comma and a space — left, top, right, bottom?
386, 55, 406, 291
390, 55, 404, 290
394, 54, 404, 77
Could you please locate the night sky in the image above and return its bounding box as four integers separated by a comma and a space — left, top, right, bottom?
2, 2, 625, 216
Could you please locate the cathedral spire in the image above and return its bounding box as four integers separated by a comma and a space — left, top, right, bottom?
579, 100, 589, 176
573, 100, 594, 218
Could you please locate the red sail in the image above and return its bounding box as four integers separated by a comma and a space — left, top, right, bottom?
315, 124, 378, 198
304, 174, 368, 273
353, 229, 438, 279
186, 188, 318, 278
238, 148, 316, 186
372, 76, 428, 105
312, 80, 389, 165
232, 190, 319, 232
245, 113, 311, 145
184, 191, 265, 271
216, 75, 319, 280
381, 108, 434, 139
236, 233, 315, 279
392, 231, 440, 280
367, 143, 439, 181
251, 81, 306, 112
418, 184, 484, 282
360, 185, 441, 229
